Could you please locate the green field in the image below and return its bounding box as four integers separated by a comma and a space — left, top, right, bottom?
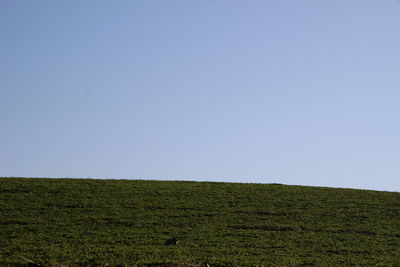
1, 178, 399, 266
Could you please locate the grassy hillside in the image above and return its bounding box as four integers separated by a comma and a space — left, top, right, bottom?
1, 178, 399, 266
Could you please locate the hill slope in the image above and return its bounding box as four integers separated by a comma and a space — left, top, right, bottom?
1, 178, 399, 266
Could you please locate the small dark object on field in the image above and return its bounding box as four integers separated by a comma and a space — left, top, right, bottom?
165, 237, 179, 245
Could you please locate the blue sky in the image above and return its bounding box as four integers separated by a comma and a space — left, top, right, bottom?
1, 0, 400, 191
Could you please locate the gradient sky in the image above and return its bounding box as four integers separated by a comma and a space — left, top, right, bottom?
1, 0, 400, 191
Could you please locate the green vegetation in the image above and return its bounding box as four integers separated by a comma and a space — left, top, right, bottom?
1, 177, 399, 266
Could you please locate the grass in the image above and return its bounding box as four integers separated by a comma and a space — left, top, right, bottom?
1, 177, 399, 266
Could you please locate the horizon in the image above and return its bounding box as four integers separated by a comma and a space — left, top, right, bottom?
1, 176, 398, 193
2, 1, 400, 192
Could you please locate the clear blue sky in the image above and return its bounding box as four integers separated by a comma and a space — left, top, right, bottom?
1, 0, 400, 191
